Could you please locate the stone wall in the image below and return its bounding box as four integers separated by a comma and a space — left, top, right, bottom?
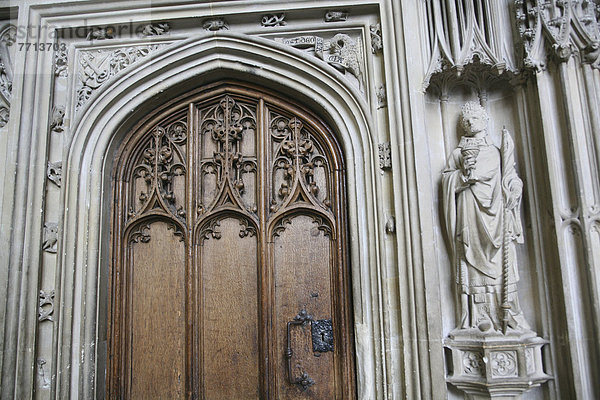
0, 1, 598, 399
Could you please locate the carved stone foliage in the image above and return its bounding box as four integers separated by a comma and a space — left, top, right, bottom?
275, 33, 365, 90
516, 0, 600, 69
370, 23, 383, 54
423, 0, 518, 90
38, 290, 55, 322
462, 351, 484, 376
47, 161, 62, 187
42, 222, 58, 253
54, 46, 68, 77
0, 23, 16, 128
203, 18, 229, 31
378, 142, 391, 169
86, 26, 115, 41
261, 13, 286, 27
76, 44, 167, 112
139, 23, 170, 37
129, 114, 187, 221
490, 351, 518, 377
0, 106, 8, 127
325, 11, 348, 22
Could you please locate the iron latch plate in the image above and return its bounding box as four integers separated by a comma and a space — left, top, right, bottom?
311, 319, 334, 352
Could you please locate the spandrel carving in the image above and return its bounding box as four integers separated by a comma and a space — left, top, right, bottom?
76, 44, 167, 112
274, 33, 365, 91
442, 101, 528, 334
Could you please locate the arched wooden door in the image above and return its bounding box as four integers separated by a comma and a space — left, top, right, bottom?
108, 83, 355, 399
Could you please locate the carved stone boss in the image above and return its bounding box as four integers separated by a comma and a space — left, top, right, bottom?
441, 102, 550, 399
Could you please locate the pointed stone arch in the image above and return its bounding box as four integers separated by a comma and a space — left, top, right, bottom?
59, 32, 382, 398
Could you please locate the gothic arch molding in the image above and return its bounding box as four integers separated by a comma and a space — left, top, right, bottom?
59, 32, 382, 398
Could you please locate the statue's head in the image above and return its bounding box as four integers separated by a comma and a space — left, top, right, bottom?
460, 101, 488, 136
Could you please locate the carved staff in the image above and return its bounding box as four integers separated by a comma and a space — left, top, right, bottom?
500, 127, 512, 334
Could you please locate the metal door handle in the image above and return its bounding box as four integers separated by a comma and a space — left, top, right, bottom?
285, 308, 334, 391
285, 309, 315, 391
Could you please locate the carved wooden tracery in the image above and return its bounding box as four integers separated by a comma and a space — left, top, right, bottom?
109, 83, 354, 399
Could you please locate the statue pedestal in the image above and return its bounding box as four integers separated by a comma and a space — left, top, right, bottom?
444, 329, 551, 399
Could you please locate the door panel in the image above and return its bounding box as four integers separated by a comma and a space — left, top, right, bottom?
273, 215, 336, 399
199, 216, 260, 399
109, 83, 355, 399
128, 221, 186, 399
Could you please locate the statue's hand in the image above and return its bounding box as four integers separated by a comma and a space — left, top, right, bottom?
462, 156, 476, 171
460, 174, 480, 187
506, 192, 519, 210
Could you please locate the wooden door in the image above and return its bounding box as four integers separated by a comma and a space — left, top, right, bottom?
108, 83, 355, 399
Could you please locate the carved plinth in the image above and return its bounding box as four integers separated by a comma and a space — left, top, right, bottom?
445, 330, 551, 399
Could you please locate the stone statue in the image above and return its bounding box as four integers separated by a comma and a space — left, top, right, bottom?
442, 101, 529, 334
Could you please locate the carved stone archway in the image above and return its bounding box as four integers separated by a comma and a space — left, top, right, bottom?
60, 32, 381, 399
